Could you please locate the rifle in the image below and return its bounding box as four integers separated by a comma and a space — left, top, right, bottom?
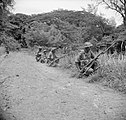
79, 40, 116, 77
48, 54, 68, 66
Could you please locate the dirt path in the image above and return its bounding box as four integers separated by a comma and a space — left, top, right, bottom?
0, 52, 126, 120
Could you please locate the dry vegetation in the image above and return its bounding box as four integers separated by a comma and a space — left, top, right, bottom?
58, 51, 126, 93
93, 54, 126, 93
18, 47, 126, 94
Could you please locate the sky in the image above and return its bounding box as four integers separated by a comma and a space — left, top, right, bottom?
13, 0, 123, 26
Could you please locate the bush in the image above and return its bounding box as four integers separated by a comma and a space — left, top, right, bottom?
59, 51, 77, 69
58, 50, 126, 93
24, 30, 49, 47
89, 54, 126, 93
2, 35, 21, 51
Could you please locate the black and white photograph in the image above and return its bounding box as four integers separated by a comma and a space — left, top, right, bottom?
0, 0, 126, 120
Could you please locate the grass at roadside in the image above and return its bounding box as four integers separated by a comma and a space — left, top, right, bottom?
25, 47, 126, 93
89, 54, 126, 93
59, 51, 126, 93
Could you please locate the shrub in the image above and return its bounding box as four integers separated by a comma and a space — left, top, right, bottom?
2, 35, 21, 51
59, 51, 77, 69
58, 50, 126, 93
24, 30, 49, 47
89, 54, 126, 93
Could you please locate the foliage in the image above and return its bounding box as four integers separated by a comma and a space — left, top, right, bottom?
1, 33, 20, 51
58, 50, 77, 69
0, 0, 14, 30
89, 54, 126, 93
0, 0, 16, 50
24, 21, 50, 47
57, 50, 126, 93
1, 9, 115, 50
28, 10, 114, 41
8, 13, 30, 26
52, 18, 84, 44
92, 0, 126, 26
114, 24, 125, 33
7, 13, 31, 41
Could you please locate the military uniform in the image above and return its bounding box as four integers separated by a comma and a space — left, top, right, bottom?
5, 46, 9, 54
40, 50, 47, 63
47, 48, 59, 64
48, 50, 57, 61
75, 42, 97, 75
36, 47, 42, 62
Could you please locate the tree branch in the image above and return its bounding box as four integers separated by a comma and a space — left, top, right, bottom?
111, 1, 124, 11
102, 0, 125, 18
120, 0, 124, 4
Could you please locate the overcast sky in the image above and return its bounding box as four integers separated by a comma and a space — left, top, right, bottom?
13, 0, 123, 26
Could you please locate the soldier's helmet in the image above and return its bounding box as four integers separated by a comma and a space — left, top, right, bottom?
84, 42, 93, 48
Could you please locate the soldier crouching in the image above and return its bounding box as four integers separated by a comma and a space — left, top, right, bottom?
75, 42, 98, 76
40, 50, 48, 63
36, 47, 42, 62
47, 47, 59, 66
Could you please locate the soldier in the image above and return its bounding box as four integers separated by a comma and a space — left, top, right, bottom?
5, 46, 9, 55
47, 47, 59, 65
75, 49, 85, 71
36, 47, 42, 62
40, 49, 47, 63
75, 42, 97, 76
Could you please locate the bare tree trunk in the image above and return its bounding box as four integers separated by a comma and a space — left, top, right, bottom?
123, 0, 126, 27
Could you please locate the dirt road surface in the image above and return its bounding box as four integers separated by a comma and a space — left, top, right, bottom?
0, 52, 126, 120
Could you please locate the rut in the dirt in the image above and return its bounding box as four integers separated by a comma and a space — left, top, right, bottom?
0, 52, 126, 120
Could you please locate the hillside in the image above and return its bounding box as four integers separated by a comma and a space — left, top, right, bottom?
5, 9, 115, 49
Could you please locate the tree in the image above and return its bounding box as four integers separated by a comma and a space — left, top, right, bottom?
86, 3, 98, 15
23, 21, 50, 47
0, 0, 15, 48
92, 0, 126, 27
0, 0, 14, 34
21, 9, 114, 47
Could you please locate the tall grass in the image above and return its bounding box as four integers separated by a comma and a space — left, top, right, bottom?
31, 47, 126, 93
59, 51, 77, 69
58, 50, 126, 93
90, 54, 126, 93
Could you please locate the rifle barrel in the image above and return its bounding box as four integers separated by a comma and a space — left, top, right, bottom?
80, 39, 116, 74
